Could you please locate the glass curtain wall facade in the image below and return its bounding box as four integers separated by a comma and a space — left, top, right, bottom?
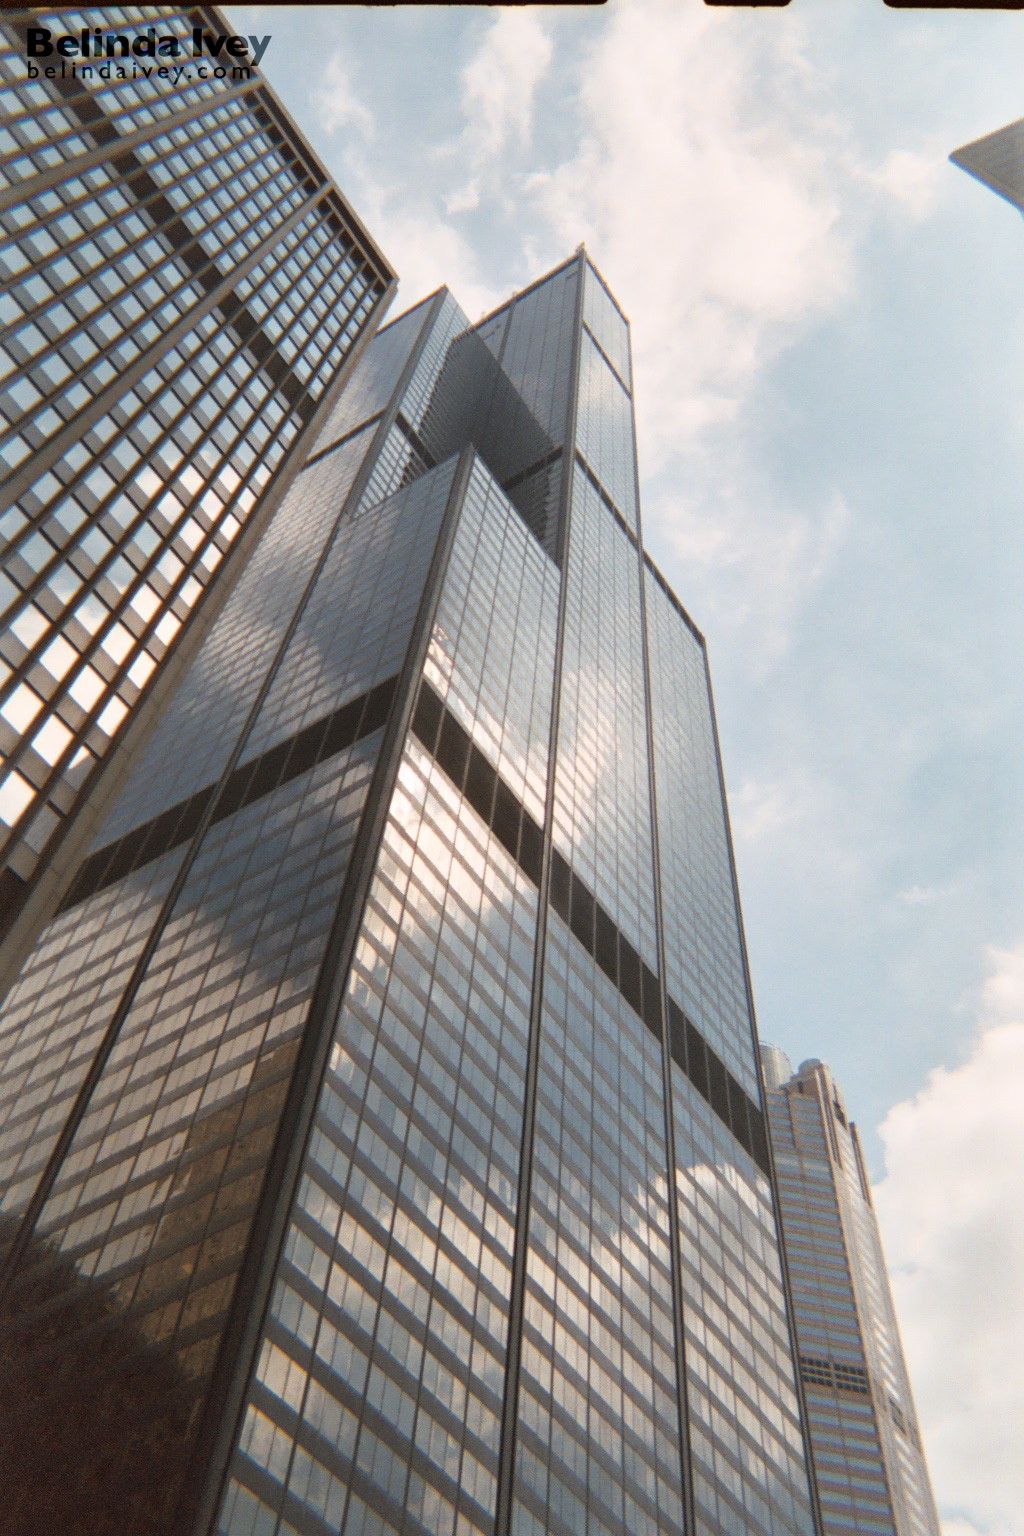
0, 3, 394, 937
0, 253, 820, 1536
763, 1053, 941, 1536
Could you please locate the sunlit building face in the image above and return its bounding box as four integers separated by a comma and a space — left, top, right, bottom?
0, 4, 392, 936
0, 217, 821, 1536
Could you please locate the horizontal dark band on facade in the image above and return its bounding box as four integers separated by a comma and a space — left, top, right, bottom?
502, 447, 564, 496
0, 867, 27, 931
582, 321, 631, 397
410, 681, 544, 885
643, 551, 704, 645
395, 412, 437, 470
575, 452, 637, 549
665, 994, 768, 1172
410, 678, 768, 1174
59, 676, 397, 912
58, 666, 766, 1171
799, 1354, 870, 1397
301, 413, 384, 472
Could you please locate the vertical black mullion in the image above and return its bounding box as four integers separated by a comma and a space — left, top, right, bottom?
493, 250, 586, 1536
699, 651, 827, 1535
626, 306, 698, 1534
181, 291, 456, 1536
0, 281, 419, 1316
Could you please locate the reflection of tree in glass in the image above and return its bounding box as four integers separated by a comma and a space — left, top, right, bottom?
0, 1214, 195, 1536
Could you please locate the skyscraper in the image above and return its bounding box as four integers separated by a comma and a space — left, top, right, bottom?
763, 1052, 941, 1536
0, 252, 824, 1536
950, 116, 1024, 213
0, 4, 394, 968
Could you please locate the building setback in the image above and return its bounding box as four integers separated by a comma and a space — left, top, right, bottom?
0, 250, 829, 1536
763, 1052, 941, 1536
0, 3, 394, 969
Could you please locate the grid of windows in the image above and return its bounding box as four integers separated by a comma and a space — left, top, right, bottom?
575, 331, 638, 533
554, 466, 657, 969
672, 1074, 815, 1536
644, 566, 758, 1095
514, 914, 683, 1536
0, 734, 381, 1533
767, 1062, 941, 1536
0, 3, 392, 905
94, 421, 387, 841
581, 262, 631, 392
0, 248, 830, 1536
61, 290, 461, 852
0, 839, 186, 1216
242, 458, 458, 763
425, 461, 559, 826
311, 298, 433, 461
0, 9, 237, 190
218, 740, 536, 1536
487, 263, 578, 446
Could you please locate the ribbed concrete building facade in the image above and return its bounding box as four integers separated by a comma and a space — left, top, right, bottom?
764, 1053, 941, 1536
0, 251, 827, 1536
0, 4, 394, 963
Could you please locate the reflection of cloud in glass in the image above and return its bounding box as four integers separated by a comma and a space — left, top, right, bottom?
0, 1213, 195, 1536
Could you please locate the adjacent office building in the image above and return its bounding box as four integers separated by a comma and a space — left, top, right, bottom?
0, 4, 394, 960
950, 116, 1024, 213
763, 1052, 941, 1536
0, 236, 829, 1536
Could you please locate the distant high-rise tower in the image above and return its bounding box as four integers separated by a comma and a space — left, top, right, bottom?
763, 1051, 941, 1536
951, 117, 1024, 213
0, 251, 826, 1536
0, 4, 394, 967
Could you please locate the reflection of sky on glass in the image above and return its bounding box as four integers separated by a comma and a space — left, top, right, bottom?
576, 333, 638, 531
425, 460, 559, 826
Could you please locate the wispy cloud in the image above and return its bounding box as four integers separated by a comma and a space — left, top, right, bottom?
859, 147, 944, 221
460, 12, 552, 163
874, 945, 1024, 1536
445, 12, 553, 216
528, 0, 852, 465
314, 53, 375, 140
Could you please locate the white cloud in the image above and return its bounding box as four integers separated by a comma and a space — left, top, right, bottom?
529, 0, 852, 466
459, 11, 552, 164
305, 17, 558, 323
651, 480, 849, 662
314, 53, 375, 140
445, 12, 553, 215
729, 775, 807, 846
896, 881, 959, 906
360, 201, 503, 326
513, 0, 865, 656
873, 946, 1024, 1536
860, 147, 944, 222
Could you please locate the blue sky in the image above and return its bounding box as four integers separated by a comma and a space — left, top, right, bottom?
228, 5, 1024, 1529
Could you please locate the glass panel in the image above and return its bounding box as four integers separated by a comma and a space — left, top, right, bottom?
0, 738, 381, 1535
583, 261, 631, 390
218, 740, 537, 1536
644, 567, 758, 1097
555, 468, 656, 968
426, 459, 559, 825
513, 914, 683, 1536
575, 332, 638, 532
672, 1072, 817, 1536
